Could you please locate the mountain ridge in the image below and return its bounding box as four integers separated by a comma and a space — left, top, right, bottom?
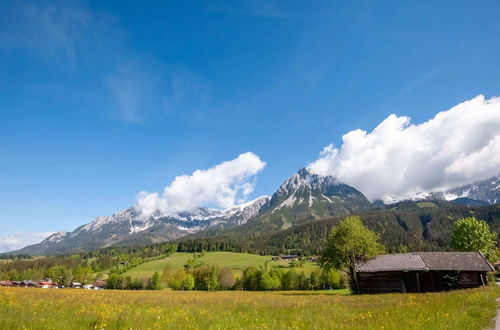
9, 169, 500, 255
380, 174, 500, 205
12, 196, 271, 255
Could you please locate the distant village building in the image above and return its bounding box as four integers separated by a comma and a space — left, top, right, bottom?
93, 280, 105, 290
20, 280, 38, 288
355, 252, 493, 294
0, 279, 104, 290
0, 279, 99, 289
38, 281, 58, 289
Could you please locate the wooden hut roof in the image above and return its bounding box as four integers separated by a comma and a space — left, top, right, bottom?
355, 253, 427, 272
355, 252, 493, 273
418, 252, 494, 271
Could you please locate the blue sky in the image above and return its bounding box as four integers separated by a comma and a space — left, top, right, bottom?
1, 0, 500, 250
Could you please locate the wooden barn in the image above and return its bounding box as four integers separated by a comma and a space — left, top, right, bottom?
355, 252, 494, 294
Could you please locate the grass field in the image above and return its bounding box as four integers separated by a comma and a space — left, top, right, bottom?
123, 252, 319, 279
271, 259, 319, 275
416, 202, 438, 208
0, 287, 498, 329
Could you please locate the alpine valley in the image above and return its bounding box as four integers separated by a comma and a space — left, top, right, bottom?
10, 169, 500, 255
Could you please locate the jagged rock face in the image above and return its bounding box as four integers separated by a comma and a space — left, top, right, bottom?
222, 196, 271, 225
12, 196, 270, 255
183, 168, 376, 239
382, 191, 447, 204
382, 174, 500, 206
271, 168, 339, 204
443, 175, 500, 205
263, 168, 373, 225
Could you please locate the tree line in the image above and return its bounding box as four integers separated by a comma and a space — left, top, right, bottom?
163, 253, 344, 291
0, 243, 177, 285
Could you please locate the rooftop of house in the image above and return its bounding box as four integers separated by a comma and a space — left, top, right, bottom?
355, 252, 494, 273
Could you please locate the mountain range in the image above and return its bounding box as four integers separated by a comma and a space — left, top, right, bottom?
381, 174, 500, 205
11, 169, 500, 255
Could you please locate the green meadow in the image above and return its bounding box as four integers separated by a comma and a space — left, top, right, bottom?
123, 252, 319, 279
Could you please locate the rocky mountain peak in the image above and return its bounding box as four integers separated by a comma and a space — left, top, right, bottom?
383, 174, 500, 205
443, 174, 500, 204
268, 168, 371, 216
224, 196, 270, 224
42, 231, 69, 244
276, 167, 338, 196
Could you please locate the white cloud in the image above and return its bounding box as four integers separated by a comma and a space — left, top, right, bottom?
0, 232, 53, 253
135, 152, 266, 217
308, 95, 500, 201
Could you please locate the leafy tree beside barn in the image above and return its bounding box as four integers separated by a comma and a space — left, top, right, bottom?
449, 216, 497, 259
320, 216, 385, 292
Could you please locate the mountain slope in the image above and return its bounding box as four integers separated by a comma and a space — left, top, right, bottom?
178, 173, 500, 248
443, 175, 500, 204
13, 196, 270, 255
177, 202, 500, 256
381, 174, 500, 205
185, 168, 373, 237
262, 168, 372, 227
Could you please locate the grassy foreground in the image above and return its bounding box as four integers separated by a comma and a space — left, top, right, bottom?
0, 287, 498, 329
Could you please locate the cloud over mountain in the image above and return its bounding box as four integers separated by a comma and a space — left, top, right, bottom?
308, 95, 500, 201
135, 152, 266, 217
0, 232, 54, 253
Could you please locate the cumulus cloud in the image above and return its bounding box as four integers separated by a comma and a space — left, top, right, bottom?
135, 152, 266, 217
0, 232, 53, 253
308, 95, 500, 201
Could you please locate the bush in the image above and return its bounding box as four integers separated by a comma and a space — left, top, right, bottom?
182, 274, 195, 290
218, 267, 235, 290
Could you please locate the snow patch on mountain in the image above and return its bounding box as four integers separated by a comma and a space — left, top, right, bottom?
79, 208, 138, 233
223, 196, 270, 224
380, 174, 500, 205
43, 231, 69, 244
274, 188, 299, 212
308, 192, 315, 208
129, 219, 152, 234
321, 194, 332, 203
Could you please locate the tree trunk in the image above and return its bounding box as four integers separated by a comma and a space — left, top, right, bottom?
349, 260, 360, 294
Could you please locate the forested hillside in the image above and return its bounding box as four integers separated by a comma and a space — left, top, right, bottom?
176, 202, 500, 255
